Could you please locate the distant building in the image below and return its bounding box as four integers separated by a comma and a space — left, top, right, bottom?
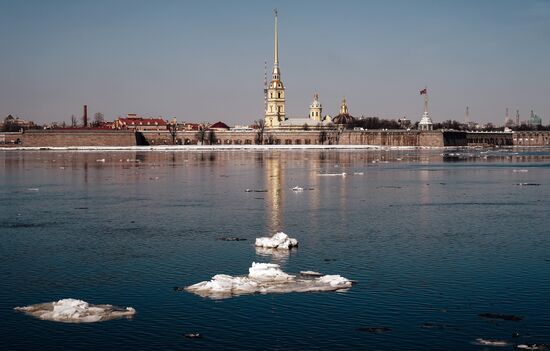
208, 121, 230, 131
528, 110, 542, 128
398, 116, 411, 128
1, 114, 35, 131
230, 125, 254, 132
113, 114, 167, 131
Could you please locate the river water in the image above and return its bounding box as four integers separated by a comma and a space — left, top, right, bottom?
1, 148, 549, 350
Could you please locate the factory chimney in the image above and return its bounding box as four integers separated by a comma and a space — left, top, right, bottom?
83, 105, 88, 127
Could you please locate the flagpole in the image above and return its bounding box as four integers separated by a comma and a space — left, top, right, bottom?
424, 86, 428, 114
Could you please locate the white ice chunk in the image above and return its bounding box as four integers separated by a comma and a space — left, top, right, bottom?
14, 298, 136, 323
185, 263, 353, 299
255, 232, 298, 250
291, 186, 304, 192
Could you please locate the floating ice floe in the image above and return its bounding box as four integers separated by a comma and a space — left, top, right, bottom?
515, 183, 541, 186
353, 172, 364, 175
27, 188, 39, 192
512, 169, 528, 173
14, 298, 136, 323
96, 158, 106, 162
245, 188, 268, 193
474, 338, 509, 347
255, 232, 298, 249
317, 172, 346, 177
185, 262, 353, 299
517, 344, 550, 350
291, 186, 304, 192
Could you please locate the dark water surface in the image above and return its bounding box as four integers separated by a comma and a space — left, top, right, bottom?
1, 148, 549, 350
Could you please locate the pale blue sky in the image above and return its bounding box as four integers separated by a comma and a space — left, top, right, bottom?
1, 0, 549, 125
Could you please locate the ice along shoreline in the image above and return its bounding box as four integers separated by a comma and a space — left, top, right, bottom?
0, 144, 444, 152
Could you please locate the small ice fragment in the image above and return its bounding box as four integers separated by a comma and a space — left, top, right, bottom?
59, 167, 65, 170
475, 338, 508, 346
218, 237, 247, 241
27, 188, 39, 191
317, 172, 346, 177
515, 183, 541, 186
255, 232, 298, 249
512, 169, 528, 173
478, 313, 523, 321
14, 298, 136, 323
184, 333, 202, 339
516, 344, 549, 350
291, 186, 304, 192
353, 172, 364, 175
96, 159, 106, 162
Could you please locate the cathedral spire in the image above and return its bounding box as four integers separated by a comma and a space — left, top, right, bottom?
274, 9, 278, 66
264, 9, 285, 128
272, 9, 280, 80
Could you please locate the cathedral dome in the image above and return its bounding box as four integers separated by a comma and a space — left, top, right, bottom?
332, 98, 355, 125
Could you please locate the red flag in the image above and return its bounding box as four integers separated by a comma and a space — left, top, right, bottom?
420, 88, 427, 95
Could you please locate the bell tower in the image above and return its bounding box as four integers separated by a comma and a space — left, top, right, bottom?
309, 93, 322, 122
264, 9, 286, 128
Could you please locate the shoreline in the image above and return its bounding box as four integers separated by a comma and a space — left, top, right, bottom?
0, 144, 456, 152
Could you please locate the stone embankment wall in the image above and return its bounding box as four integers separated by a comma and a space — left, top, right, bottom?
142, 130, 460, 147
466, 132, 513, 146
17, 130, 137, 147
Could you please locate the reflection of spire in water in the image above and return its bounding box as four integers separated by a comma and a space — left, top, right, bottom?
418, 169, 431, 227
265, 155, 283, 232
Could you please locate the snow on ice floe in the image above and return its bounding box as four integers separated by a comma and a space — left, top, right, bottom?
185, 262, 353, 299
14, 298, 136, 323
255, 232, 298, 249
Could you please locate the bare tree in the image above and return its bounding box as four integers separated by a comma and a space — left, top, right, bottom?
93, 112, 104, 126
254, 119, 266, 144
70, 114, 77, 127
207, 130, 217, 145
168, 118, 178, 144
195, 128, 207, 145
318, 130, 327, 145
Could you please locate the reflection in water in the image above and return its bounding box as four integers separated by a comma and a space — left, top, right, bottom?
254, 246, 292, 263
265, 155, 283, 233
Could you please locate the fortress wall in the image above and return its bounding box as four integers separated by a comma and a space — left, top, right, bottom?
20, 130, 137, 147
512, 131, 550, 146
141, 130, 446, 147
